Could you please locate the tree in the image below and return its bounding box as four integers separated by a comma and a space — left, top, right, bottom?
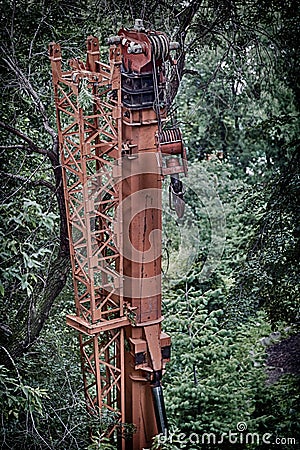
0, 0, 204, 363
1, 0, 298, 363
0, 0, 299, 447
0, 0, 71, 361
227, 150, 300, 325
0, 0, 118, 362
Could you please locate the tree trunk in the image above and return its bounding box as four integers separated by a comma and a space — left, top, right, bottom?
0, 253, 71, 365
0, 128, 71, 366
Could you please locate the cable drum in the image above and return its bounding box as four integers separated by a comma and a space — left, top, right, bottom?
157, 128, 183, 156
159, 128, 182, 144
149, 34, 169, 60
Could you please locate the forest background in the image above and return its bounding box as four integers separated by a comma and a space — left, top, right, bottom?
0, 0, 299, 449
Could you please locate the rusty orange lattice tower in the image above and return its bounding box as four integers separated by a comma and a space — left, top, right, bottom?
49, 19, 186, 450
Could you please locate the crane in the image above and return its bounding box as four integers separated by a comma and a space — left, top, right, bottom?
49, 19, 187, 450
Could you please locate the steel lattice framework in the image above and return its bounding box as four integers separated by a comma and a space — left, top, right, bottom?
49, 38, 129, 435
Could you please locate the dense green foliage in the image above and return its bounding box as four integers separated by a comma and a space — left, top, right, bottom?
159, 158, 299, 449
228, 152, 300, 325
0, 0, 299, 449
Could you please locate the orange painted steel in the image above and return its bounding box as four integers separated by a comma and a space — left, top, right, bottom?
49, 22, 185, 449
49, 37, 127, 441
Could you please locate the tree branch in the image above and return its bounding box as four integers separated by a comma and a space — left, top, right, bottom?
0, 120, 49, 156
1, 171, 56, 192
0, 145, 28, 150
0, 253, 71, 364
168, 0, 202, 102
2, 52, 57, 141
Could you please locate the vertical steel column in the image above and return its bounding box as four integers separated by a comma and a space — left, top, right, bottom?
113, 25, 172, 449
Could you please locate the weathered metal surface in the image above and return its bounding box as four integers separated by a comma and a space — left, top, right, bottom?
49, 21, 186, 449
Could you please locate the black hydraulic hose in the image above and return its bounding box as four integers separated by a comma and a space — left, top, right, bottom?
169, 174, 185, 218
170, 174, 184, 196
151, 371, 168, 435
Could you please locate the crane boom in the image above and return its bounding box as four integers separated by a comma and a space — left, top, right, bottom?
49, 19, 187, 449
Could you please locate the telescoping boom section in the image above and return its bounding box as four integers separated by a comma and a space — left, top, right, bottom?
49, 19, 187, 450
